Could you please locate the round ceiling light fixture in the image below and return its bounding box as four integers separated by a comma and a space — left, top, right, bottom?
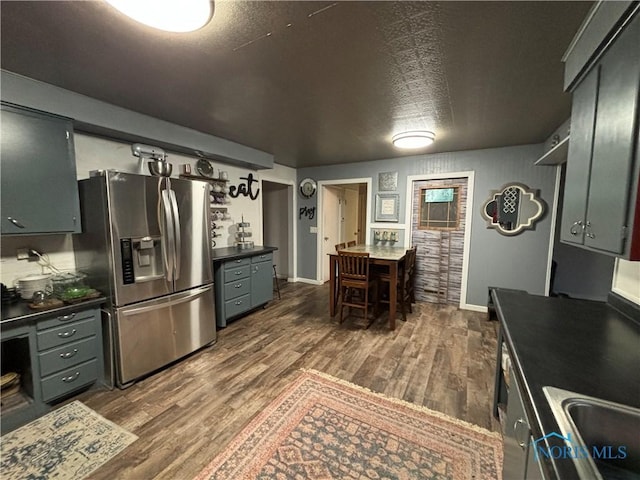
105, 0, 214, 33
392, 130, 436, 149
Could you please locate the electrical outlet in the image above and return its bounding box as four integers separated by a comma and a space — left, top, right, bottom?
16, 248, 29, 260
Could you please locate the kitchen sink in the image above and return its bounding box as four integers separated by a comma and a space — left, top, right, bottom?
543, 387, 640, 480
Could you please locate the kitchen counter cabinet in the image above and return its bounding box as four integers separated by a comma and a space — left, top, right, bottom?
0, 102, 81, 235
212, 247, 277, 327
492, 288, 640, 480
561, 10, 640, 259
0, 301, 105, 433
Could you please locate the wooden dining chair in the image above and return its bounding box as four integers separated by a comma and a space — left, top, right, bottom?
337, 251, 377, 327
377, 246, 417, 322
399, 246, 417, 318
347, 240, 356, 247
406, 245, 417, 304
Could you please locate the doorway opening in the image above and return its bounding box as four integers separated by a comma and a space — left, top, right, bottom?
262, 180, 294, 282
317, 179, 371, 283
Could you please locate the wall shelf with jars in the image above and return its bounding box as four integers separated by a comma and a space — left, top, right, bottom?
179, 174, 230, 205
373, 229, 400, 245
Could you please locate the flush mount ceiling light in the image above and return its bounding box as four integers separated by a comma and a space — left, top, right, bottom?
392, 131, 436, 149
105, 0, 214, 33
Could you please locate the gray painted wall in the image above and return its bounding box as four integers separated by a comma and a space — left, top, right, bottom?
297, 143, 557, 307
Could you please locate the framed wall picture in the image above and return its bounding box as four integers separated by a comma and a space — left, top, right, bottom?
378, 171, 398, 191
375, 193, 399, 222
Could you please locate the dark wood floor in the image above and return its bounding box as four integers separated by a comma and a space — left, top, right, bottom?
76, 282, 500, 479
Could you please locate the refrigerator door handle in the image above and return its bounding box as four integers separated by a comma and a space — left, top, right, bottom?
161, 188, 175, 282
169, 189, 182, 280
120, 285, 213, 316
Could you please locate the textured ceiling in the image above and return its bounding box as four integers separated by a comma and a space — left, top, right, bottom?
0, 1, 592, 168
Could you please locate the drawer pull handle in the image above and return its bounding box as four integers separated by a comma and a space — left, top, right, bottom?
58, 329, 77, 338
235, 259, 242, 263
7, 217, 25, 228
58, 313, 77, 322
60, 349, 78, 359
235, 300, 243, 305
569, 220, 583, 236
235, 271, 243, 275
62, 372, 80, 383
514, 418, 529, 449
235, 283, 243, 288
260, 255, 266, 258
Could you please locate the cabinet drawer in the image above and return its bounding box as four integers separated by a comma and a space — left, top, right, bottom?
40, 359, 97, 403
38, 336, 97, 377
225, 294, 251, 319
224, 265, 250, 283
224, 257, 250, 269
36, 318, 97, 351
37, 309, 97, 331
251, 252, 272, 263
224, 278, 251, 300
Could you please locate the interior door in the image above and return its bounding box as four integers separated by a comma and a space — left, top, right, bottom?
170, 177, 213, 292
322, 186, 341, 282
343, 188, 359, 244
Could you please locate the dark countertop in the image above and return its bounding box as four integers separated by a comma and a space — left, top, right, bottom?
493, 289, 640, 480
1, 297, 106, 327
211, 246, 277, 263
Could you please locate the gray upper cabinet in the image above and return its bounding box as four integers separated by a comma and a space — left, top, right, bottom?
1, 103, 81, 235
561, 11, 640, 259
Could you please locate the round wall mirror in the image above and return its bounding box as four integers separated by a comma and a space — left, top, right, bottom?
481, 183, 545, 236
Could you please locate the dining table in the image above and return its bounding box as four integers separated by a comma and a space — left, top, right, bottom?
329, 244, 408, 330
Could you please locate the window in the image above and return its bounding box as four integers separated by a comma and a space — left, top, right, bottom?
419, 187, 459, 230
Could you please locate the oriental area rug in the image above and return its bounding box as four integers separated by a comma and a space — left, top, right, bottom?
1, 400, 137, 480
195, 369, 503, 480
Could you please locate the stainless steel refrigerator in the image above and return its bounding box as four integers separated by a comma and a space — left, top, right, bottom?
73, 171, 216, 388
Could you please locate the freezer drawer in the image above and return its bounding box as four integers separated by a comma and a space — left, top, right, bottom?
114, 284, 216, 386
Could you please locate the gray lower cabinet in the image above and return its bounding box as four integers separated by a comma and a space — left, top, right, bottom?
503, 371, 540, 479
251, 254, 274, 308
214, 252, 273, 327
0, 306, 103, 433
0, 102, 81, 235
561, 11, 640, 259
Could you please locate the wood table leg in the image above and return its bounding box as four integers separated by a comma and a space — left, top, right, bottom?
388, 260, 397, 330
329, 255, 337, 317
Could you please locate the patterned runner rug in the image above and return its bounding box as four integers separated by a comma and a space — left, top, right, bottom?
195, 369, 503, 480
1, 400, 137, 479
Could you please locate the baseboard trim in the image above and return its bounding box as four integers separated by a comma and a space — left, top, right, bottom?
293, 277, 324, 285
461, 303, 488, 313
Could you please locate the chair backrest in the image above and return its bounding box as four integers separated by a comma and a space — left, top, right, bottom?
406, 246, 417, 274
338, 251, 370, 281
402, 246, 417, 286
335, 242, 346, 251
347, 240, 356, 247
